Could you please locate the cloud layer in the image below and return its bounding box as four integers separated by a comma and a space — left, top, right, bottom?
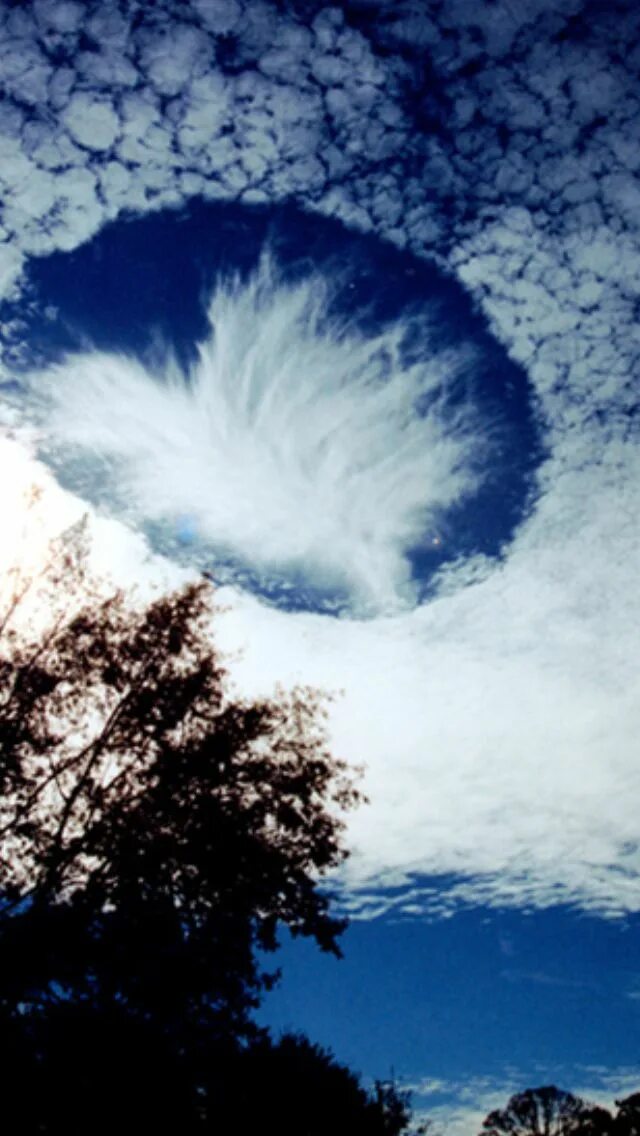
0, 0, 639, 921
407, 1065, 640, 1136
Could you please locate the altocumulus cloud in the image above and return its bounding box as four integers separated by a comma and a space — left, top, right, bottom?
0, 0, 639, 922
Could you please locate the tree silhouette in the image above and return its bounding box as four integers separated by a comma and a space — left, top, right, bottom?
204, 1031, 425, 1135
577, 1107, 617, 1136
615, 1095, 640, 1136
0, 517, 381, 1131
480, 1087, 610, 1136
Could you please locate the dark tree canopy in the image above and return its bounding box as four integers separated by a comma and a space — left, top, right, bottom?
480, 1087, 622, 1136
0, 522, 361, 1042
205, 1032, 424, 1136
481, 1087, 606, 1136
0, 518, 428, 1135
615, 1095, 640, 1136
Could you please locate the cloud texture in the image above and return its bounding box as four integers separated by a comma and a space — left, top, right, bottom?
21, 254, 496, 616
0, 0, 639, 921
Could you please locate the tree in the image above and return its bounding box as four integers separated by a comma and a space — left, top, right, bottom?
615, 1095, 640, 1136
205, 1032, 426, 1135
0, 509, 432, 1135
576, 1107, 617, 1136
0, 516, 363, 1114
480, 1087, 612, 1136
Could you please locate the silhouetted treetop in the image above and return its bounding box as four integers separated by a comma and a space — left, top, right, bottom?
480, 1087, 623, 1136
0, 509, 425, 1136
481, 1087, 601, 1136
0, 523, 362, 1036
206, 1031, 425, 1135
616, 1095, 640, 1136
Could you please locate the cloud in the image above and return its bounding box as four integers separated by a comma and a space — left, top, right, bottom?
0, 429, 183, 649
0, 0, 638, 921
20, 254, 492, 617
210, 446, 640, 917
61, 92, 120, 152
403, 1065, 640, 1136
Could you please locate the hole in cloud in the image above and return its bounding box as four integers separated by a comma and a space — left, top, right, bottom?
2, 200, 544, 618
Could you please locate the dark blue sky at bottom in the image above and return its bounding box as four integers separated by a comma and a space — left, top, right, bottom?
258, 896, 640, 1103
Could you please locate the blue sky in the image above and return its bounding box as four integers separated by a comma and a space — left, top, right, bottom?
258, 904, 640, 1121
0, 0, 639, 1130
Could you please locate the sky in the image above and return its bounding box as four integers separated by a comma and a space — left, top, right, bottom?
0, 0, 639, 1130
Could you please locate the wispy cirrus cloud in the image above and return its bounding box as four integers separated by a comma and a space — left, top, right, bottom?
18, 256, 488, 618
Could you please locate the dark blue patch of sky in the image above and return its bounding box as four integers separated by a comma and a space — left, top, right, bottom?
258, 894, 640, 1096
1, 199, 546, 615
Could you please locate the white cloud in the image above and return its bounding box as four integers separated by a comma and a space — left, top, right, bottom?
0, 242, 23, 298
33, 0, 84, 36
0, 429, 187, 626
136, 23, 213, 97
191, 0, 242, 36
405, 1067, 640, 1136
61, 92, 120, 152
209, 444, 640, 917
0, 8, 52, 106
0, 0, 638, 922
20, 256, 488, 618
176, 73, 231, 151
